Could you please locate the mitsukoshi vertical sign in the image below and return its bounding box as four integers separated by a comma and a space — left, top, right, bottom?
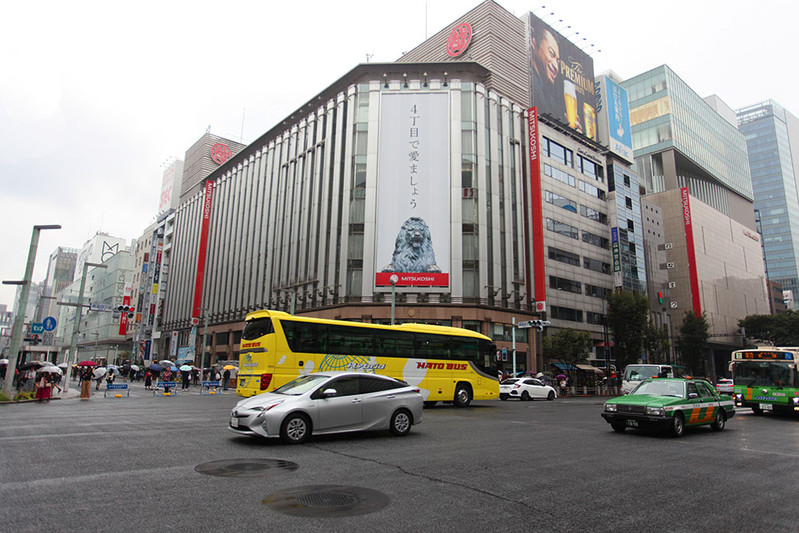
376, 92, 450, 287
192, 180, 214, 318
681, 187, 702, 317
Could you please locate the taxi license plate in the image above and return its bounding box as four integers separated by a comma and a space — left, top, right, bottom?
230, 417, 239, 428
625, 419, 638, 428
759, 403, 773, 411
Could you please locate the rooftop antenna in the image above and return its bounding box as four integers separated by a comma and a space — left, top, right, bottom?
240, 108, 246, 143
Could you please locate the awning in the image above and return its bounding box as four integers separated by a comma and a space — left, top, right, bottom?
576, 364, 604, 373
551, 363, 578, 371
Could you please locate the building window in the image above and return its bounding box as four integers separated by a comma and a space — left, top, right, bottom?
550, 276, 581, 294
586, 311, 605, 325
546, 218, 579, 239
579, 180, 606, 200
578, 155, 602, 182
549, 247, 580, 266
625, 196, 633, 209
627, 219, 635, 232
550, 305, 583, 322
582, 230, 610, 249
545, 190, 577, 212
584, 257, 610, 274
580, 205, 608, 224
585, 284, 610, 299
543, 137, 573, 167
543, 164, 576, 187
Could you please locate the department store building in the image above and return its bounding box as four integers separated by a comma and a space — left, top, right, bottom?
161, 1, 639, 373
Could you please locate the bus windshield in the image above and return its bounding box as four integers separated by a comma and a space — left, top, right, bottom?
732, 361, 796, 388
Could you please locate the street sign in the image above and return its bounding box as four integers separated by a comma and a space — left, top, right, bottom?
31, 323, 44, 334
90, 303, 114, 312
43, 316, 57, 331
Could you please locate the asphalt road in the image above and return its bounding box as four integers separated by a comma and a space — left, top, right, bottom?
1, 382, 797, 532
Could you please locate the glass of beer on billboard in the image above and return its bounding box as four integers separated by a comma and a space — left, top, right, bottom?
564, 80, 578, 129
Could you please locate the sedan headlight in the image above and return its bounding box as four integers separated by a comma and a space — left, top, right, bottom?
605, 403, 617, 412
253, 400, 285, 412
646, 406, 665, 416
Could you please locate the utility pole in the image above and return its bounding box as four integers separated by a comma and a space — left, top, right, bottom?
61, 261, 107, 393
1, 224, 60, 398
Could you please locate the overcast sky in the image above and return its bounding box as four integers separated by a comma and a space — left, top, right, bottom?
2, 0, 798, 310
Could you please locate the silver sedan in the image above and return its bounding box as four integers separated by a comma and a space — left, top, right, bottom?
229, 371, 424, 443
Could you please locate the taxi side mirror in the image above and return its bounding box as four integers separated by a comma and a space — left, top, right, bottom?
688, 392, 699, 400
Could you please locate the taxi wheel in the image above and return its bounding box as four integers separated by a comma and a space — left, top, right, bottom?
280, 413, 310, 444
521, 391, 531, 401
710, 410, 726, 431
611, 422, 626, 433
671, 413, 685, 438
390, 409, 412, 436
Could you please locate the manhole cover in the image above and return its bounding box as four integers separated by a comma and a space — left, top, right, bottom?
195, 459, 298, 478
263, 485, 390, 517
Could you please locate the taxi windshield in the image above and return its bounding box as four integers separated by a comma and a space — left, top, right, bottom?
631, 380, 684, 398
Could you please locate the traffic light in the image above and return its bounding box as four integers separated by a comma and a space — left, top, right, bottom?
657, 292, 664, 304
116, 305, 135, 318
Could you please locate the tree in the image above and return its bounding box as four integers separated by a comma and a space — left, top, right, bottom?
676, 311, 709, 376
542, 328, 592, 367
643, 323, 670, 364
606, 290, 649, 370
739, 311, 799, 346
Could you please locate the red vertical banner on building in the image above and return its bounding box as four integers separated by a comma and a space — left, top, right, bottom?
527, 107, 546, 308
681, 187, 702, 317
192, 180, 214, 319
119, 295, 130, 336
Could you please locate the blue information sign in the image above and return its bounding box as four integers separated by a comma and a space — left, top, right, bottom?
31, 323, 44, 334
43, 316, 57, 331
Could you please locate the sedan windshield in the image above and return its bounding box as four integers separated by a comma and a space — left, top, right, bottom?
631, 380, 684, 398
273, 375, 331, 395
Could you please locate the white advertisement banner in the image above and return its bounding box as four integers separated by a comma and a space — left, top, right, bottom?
375, 92, 450, 287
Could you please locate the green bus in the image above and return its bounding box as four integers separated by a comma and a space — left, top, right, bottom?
730, 347, 799, 416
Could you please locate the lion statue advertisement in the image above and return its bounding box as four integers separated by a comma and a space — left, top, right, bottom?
382, 217, 441, 273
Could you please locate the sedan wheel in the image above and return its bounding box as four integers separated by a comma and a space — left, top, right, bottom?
390, 409, 412, 436
521, 391, 531, 401
547, 391, 555, 401
280, 413, 310, 444
710, 410, 726, 431
671, 413, 685, 438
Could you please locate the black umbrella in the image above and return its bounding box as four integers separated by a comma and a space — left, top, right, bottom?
19, 361, 45, 371
148, 363, 163, 373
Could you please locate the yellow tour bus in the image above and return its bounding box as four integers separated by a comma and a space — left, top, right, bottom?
236, 310, 500, 407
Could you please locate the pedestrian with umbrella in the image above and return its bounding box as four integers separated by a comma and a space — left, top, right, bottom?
78, 362, 95, 399
557, 373, 568, 398
179, 365, 192, 390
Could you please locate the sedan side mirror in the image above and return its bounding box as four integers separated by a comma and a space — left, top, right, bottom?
322, 388, 338, 398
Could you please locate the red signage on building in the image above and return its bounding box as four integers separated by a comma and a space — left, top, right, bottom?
528, 107, 546, 310
210, 143, 232, 165
446, 23, 472, 57
118, 295, 130, 336
375, 272, 449, 287
681, 187, 702, 317
192, 181, 214, 318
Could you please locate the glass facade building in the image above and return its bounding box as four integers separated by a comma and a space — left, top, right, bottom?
623, 65, 753, 217
737, 100, 799, 308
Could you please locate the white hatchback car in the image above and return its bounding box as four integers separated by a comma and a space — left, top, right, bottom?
229, 372, 423, 443
500, 377, 557, 401
715, 378, 734, 395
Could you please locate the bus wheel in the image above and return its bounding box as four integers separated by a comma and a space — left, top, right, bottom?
390, 409, 412, 436
710, 410, 726, 431
453, 383, 472, 408
280, 413, 310, 444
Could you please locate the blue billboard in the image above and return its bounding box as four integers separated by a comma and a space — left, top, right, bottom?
595, 76, 633, 161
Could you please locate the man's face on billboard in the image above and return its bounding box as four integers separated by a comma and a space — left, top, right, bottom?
532, 30, 559, 85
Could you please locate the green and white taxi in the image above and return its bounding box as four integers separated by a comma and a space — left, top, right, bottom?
601, 377, 735, 437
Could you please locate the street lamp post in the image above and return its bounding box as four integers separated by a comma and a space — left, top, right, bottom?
62, 261, 107, 393
1, 224, 60, 398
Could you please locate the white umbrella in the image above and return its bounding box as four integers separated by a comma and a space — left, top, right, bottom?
57, 362, 69, 369
93, 367, 108, 379
129, 364, 140, 371
0, 358, 9, 365
159, 360, 173, 367
40, 364, 63, 375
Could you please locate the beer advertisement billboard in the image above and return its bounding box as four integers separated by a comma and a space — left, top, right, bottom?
375, 92, 450, 287
528, 13, 597, 141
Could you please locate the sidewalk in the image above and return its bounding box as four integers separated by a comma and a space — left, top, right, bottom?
51, 378, 236, 400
